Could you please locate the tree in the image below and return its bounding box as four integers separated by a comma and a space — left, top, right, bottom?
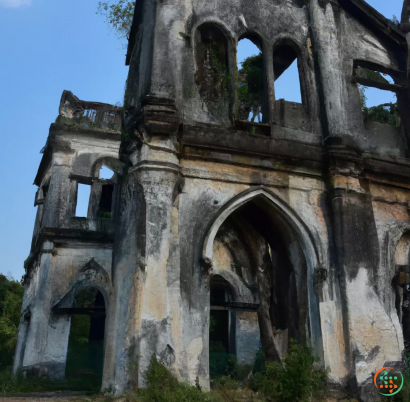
0, 274, 24, 370
238, 54, 264, 122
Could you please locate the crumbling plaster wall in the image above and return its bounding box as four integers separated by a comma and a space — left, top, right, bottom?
16, 110, 122, 379
310, 0, 407, 155
174, 160, 346, 385
127, 0, 321, 130
15, 242, 113, 378
127, 0, 408, 158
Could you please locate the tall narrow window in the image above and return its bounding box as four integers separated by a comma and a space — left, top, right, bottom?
97, 166, 114, 219
75, 183, 91, 218
273, 45, 302, 103
237, 37, 264, 122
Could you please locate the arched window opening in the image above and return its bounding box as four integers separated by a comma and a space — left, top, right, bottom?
393, 234, 410, 349
237, 36, 264, 122
273, 44, 302, 104
195, 23, 231, 122
66, 287, 106, 390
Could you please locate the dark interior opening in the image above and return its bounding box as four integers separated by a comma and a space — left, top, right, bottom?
66, 288, 106, 390
97, 184, 114, 218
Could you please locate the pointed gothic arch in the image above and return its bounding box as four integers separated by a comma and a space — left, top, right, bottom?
202, 186, 324, 361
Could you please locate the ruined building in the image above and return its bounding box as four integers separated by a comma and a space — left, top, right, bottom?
14, 0, 410, 400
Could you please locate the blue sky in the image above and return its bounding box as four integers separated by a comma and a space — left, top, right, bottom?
0, 0, 403, 280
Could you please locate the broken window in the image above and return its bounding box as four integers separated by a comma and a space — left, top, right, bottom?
353, 62, 400, 128
75, 183, 91, 218
66, 287, 106, 387
237, 36, 264, 122
273, 44, 302, 104
195, 23, 231, 122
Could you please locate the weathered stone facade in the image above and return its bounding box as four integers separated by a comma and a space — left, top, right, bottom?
15, 1, 410, 400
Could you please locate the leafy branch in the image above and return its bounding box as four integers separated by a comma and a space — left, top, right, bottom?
97, 0, 135, 41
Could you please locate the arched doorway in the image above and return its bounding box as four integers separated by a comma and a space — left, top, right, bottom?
65, 287, 106, 388
205, 189, 321, 376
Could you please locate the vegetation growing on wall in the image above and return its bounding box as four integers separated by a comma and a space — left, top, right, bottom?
97, 0, 135, 41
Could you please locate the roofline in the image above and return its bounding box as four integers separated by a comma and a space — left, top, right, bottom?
338, 0, 407, 48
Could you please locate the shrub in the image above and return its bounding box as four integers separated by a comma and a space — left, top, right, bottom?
135, 356, 211, 402
251, 339, 328, 402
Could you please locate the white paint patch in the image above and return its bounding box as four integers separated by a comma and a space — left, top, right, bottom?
346, 268, 403, 385
187, 338, 203, 384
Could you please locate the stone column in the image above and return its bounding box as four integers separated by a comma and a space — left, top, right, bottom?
327, 146, 404, 400
104, 96, 181, 394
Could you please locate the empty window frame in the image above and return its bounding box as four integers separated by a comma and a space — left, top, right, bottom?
237, 35, 264, 122
75, 183, 91, 218
273, 44, 302, 104
353, 61, 402, 128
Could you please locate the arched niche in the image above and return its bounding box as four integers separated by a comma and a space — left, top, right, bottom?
194, 22, 235, 125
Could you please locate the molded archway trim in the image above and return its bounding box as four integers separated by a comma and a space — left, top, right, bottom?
202, 186, 324, 356
52, 258, 112, 311
203, 186, 321, 268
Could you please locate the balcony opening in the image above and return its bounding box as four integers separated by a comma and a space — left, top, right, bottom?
75, 183, 91, 218
237, 36, 264, 122
273, 44, 302, 104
